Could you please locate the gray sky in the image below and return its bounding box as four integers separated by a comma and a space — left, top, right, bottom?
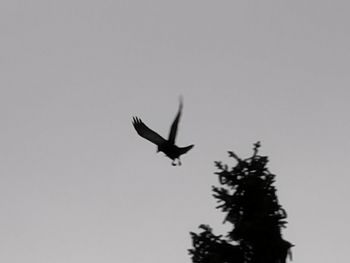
1, 1, 350, 262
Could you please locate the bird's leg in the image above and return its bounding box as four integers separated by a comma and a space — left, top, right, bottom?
172, 160, 176, 166
178, 158, 182, 166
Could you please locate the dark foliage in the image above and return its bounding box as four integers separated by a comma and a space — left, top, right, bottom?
189, 142, 293, 263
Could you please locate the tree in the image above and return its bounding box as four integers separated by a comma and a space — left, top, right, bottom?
189, 142, 293, 263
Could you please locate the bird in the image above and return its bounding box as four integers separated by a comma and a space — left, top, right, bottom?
132, 97, 194, 166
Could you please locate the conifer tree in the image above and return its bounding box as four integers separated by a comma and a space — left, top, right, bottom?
189, 142, 293, 263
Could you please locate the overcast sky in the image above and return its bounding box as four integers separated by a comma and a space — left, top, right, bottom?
1, 1, 350, 262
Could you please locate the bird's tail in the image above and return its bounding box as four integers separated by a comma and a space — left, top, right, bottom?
179, 144, 194, 155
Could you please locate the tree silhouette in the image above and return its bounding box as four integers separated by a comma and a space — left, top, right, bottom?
189, 142, 293, 263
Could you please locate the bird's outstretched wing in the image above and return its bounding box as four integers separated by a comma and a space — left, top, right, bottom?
132, 117, 166, 146
168, 97, 183, 144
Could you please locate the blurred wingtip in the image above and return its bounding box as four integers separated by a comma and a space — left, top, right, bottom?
178, 95, 184, 108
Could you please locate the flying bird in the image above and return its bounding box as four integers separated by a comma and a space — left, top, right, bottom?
132, 98, 194, 166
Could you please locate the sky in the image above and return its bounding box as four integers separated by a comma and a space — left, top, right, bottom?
1, 1, 350, 262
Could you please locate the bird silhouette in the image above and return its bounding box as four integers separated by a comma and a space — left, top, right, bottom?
132, 97, 194, 166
